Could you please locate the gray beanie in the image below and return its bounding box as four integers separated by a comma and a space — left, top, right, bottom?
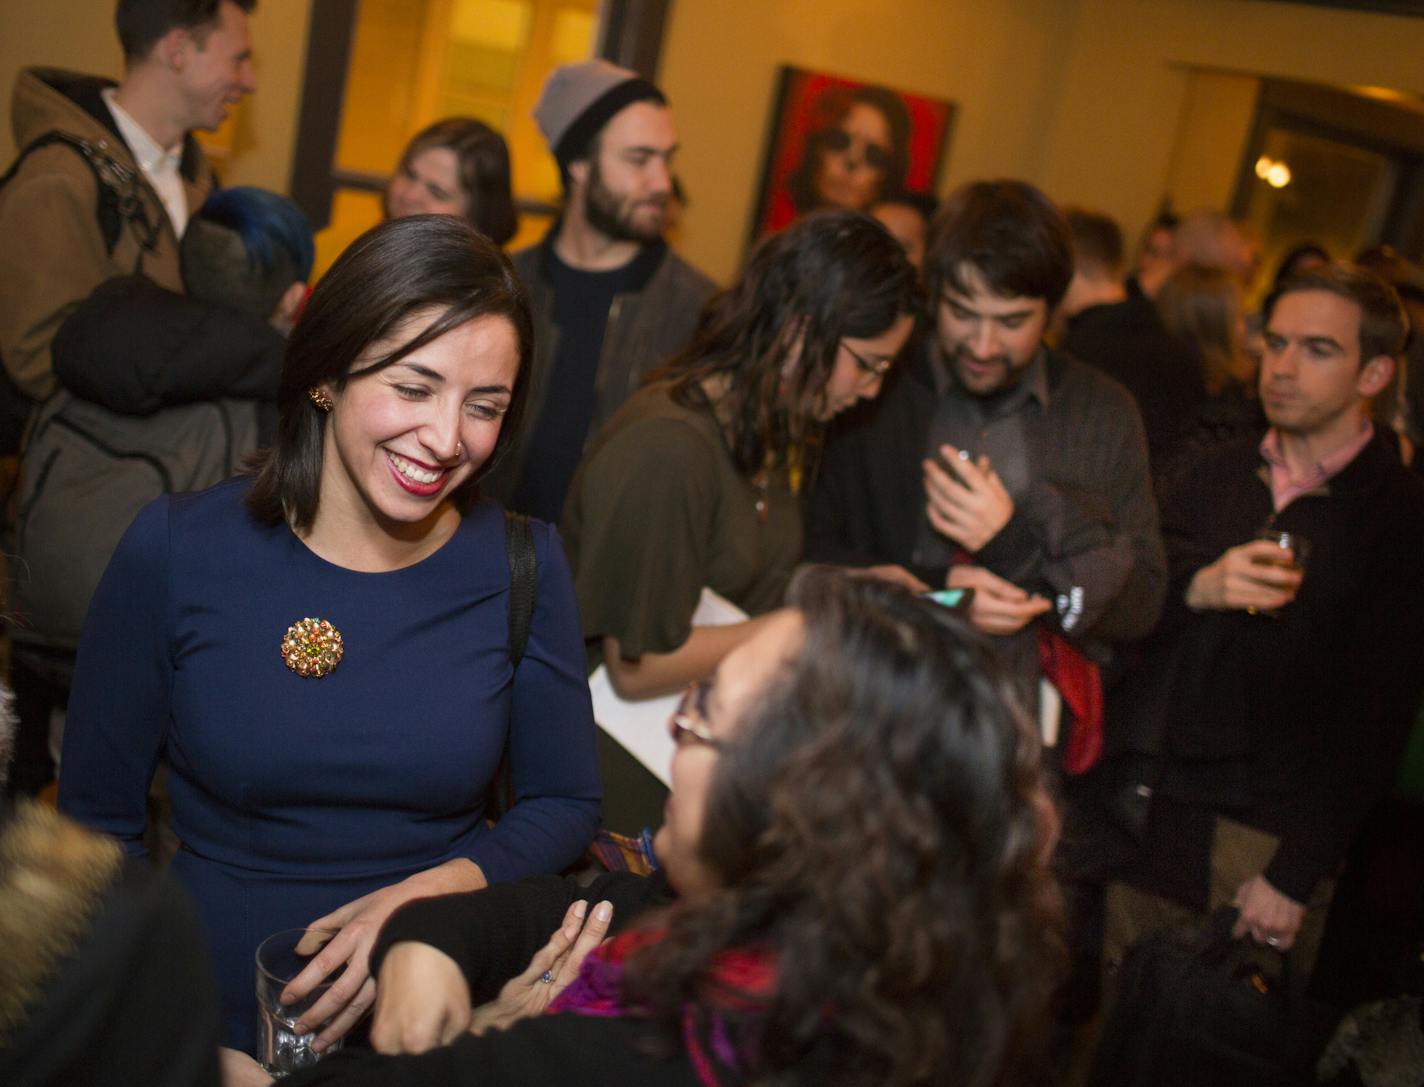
533, 59, 666, 170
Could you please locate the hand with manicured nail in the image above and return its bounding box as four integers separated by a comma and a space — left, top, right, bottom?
469, 898, 615, 1036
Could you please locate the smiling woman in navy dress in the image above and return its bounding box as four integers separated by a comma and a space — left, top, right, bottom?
58, 215, 602, 1054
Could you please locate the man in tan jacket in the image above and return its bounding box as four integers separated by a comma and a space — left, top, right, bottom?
0, 0, 257, 407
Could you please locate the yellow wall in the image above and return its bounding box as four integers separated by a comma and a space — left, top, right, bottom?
1162, 70, 1261, 217
662, 0, 1424, 281
4, 0, 1424, 283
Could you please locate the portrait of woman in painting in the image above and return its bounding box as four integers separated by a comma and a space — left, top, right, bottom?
750, 68, 954, 241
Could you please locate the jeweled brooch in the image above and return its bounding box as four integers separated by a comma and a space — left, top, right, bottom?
281, 617, 344, 678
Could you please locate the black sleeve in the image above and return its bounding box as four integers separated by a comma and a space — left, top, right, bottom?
370, 870, 671, 1003
51, 275, 284, 413
281, 1012, 700, 1087
0, 859, 221, 1087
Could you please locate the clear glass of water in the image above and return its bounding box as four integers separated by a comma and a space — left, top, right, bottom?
255, 928, 344, 1076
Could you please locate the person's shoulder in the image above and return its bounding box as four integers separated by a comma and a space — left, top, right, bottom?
510, 242, 541, 277
581, 387, 720, 488
1048, 347, 1139, 417
658, 247, 718, 297
166, 475, 270, 542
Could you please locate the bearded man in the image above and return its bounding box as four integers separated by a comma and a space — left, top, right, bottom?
491, 60, 716, 522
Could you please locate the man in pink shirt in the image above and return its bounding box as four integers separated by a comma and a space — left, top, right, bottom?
1094, 263, 1424, 987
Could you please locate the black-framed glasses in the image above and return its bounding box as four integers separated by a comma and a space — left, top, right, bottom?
668, 679, 724, 750
842, 341, 893, 387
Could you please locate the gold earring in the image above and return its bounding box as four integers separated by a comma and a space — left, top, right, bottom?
308, 387, 333, 412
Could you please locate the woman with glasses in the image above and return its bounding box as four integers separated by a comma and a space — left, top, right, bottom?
223, 567, 1061, 1087
560, 207, 914, 791
557, 212, 915, 832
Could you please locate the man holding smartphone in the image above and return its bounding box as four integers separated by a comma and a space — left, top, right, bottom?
807, 178, 1166, 764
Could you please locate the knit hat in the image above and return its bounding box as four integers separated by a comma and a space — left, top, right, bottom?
533, 59, 666, 170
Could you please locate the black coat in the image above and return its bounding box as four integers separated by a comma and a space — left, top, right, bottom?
1107, 431, 1424, 906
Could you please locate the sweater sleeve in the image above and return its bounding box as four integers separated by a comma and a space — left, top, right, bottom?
975, 386, 1166, 643
462, 520, 601, 885
56, 497, 175, 855
279, 1011, 700, 1087
369, 870, 670, 1001
1263, 490, 1424, 900
51, 275, 284, 413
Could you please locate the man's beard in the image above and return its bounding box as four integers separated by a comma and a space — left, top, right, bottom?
584, 161, 665, 244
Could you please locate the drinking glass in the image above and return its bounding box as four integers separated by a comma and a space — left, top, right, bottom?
1248, 529, 1309, 616
255, 928, 344, 1076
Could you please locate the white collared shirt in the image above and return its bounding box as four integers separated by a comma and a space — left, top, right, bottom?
101, 88, 189, 238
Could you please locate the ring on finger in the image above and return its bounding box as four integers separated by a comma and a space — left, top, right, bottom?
540, 969, 554, 984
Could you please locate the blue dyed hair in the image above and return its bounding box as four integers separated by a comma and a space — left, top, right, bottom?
181, 186, 315, 318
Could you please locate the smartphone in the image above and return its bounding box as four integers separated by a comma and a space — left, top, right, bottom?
934, 447, 991, 487
925, 587, 975, 611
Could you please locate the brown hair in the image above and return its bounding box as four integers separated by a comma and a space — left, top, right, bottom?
116, 0, 254, 61
657, 209, 919, 478
389, 118, 517, 246
1155, 263, 1251, 396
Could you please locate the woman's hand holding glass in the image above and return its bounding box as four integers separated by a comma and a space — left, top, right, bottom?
282, 858, 487, 1051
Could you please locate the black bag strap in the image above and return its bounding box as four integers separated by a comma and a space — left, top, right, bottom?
504, 510, 536, 666
0, 130, 162, 260
487, 511, 537, 822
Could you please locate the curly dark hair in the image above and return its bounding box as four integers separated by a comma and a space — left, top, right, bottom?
655, 209, 919, 479
621, 567, 1064, 1087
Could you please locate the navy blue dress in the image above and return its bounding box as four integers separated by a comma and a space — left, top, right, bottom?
58, 479, 602, 1052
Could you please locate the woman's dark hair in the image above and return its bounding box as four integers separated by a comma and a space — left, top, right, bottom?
657, 210, 918, 478
389, 118, 517, 246
245, 215, 532, 529
788, 85, 912, 215
622, 567, 1063, 1087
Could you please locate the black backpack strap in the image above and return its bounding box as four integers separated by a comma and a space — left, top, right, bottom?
504, 511, 536, 665
488, 511, 537, 821
0, 130, 161, 260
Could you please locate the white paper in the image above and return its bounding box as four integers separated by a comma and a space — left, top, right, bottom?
1038, 676, 1061, 749
589, 588, 748, 786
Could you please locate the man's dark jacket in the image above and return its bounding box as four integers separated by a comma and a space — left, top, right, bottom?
1106, 430, 1424, 907
806, 332, 1166, 665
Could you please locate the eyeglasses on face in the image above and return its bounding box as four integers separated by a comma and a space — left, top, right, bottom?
668, 679, 724, 750
842, 340, 894, 387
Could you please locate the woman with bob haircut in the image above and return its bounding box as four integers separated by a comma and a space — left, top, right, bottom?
58, 215, 601, 1054
562, 210, 918, 709
386, 118, 518, 247
222, 567, 1063, 1087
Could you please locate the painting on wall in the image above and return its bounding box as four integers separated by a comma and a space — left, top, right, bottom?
748, 66, 956, 243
